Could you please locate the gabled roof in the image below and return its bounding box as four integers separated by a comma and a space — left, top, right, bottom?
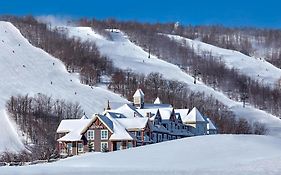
110, 104, 143, 118
142, 103, 172, 109
80, 115, 89, 120
136, 108, 157, 118
133, 89, 144, 98
158, 108, 174, 120
59, 113, 134, 142
57, 118, 91, 142
80, 114, 114, 134
183, 107, 206, 123
115, 117, 148, 130
57, 128, 83, 142
154, 97, 162, 104
105, 113, 134, 141
206, 118, 217, 130
56, 119, 91, 133
175, 109, 189, 121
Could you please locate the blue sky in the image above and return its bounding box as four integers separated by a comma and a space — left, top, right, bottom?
0, 0, 281, 28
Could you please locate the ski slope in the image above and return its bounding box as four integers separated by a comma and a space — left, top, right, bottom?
65, 27, 281, 136
0, 21, 127, 153
3, 135, 281, 175
166, 34, 281, 88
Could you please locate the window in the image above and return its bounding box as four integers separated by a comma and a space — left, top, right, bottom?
168, 135, 171, 140
87, 130, 94, 140
153, 133, 157, 142
101, 142, 108, 152
67, 143, 72, 154
101, 130, 108, 140
163, 134, 167, 140
158, 134, 162, 142
78, 143, 84, 153
88, 141, 94, 152
116, 142, 122, 150
60, 147, 66, 154
127, 142, 133, 149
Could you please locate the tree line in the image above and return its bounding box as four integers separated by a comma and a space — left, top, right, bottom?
3, 94, 83, 162
109, 71, 267, 135
77, 18, 281, 117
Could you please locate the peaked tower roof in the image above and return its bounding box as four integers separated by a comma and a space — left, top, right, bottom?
184, 107, 206, 123
133, 89, 144, 98
154, 97, 162, 104
207, 118, 217, 130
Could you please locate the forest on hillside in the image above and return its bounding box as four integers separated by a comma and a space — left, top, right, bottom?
76, 18, 281, 118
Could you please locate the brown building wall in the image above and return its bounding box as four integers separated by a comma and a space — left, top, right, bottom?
83, 117, 113, 152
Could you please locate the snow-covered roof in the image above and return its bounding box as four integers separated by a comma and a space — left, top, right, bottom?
175, 109, 189, 120
57, 118, 92, 142
137, 107, 174, 120
56, 119, 91, 133
154, 97, 162, 104
142, 103, 172, 109
110, 104, 143, 118
115, 118, 148, 130
80, 115, 89, 120
183, 107, 206, 123
105, 113, 134, 141
158, 108, 174, 120
133, 89, 144, 98
137, 108, 158, 118
57, 128, 83, 142
207, 118, 217, 130
60, 113, 134, 142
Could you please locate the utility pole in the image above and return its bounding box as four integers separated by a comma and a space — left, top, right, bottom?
148, 45, 151, 58
241, 92, 248, 108
192, 69, 201, 84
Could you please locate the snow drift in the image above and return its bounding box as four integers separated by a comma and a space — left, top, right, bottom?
2, 135, 281, 175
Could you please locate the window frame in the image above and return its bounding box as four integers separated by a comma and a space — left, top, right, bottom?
87, 130, 95, 140
101, 129, 108, 140
101, 142, 108, 152
78, 143, 84, 153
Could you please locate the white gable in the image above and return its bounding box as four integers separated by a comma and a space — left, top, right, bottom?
154, 97, 162, 104
207, 118, 217, 130
184, 107, 206, 123
133, 89, 144, 98
175, 109, 189, 120
110, 104, 143, 118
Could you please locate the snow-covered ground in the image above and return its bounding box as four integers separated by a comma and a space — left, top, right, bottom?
0, 21, 127, 153
166, 34, 281, 88
2, 135, 281, 175
65, 27, 281, 136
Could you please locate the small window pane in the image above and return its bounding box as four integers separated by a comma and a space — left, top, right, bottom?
101, 130, 108, 140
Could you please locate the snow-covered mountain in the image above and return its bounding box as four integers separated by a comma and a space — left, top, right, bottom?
0, 21, 127, 153
2, 135, 281, 175
64, 27, 281, 136
166, 34, 281, 88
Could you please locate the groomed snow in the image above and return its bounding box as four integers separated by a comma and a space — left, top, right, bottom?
0, 21, 128, 153
2, 135, 281, 175
166, 34, 281, 88
65, 27, 281, 136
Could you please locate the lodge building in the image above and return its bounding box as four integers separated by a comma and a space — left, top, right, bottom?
56, 89, 218, 156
